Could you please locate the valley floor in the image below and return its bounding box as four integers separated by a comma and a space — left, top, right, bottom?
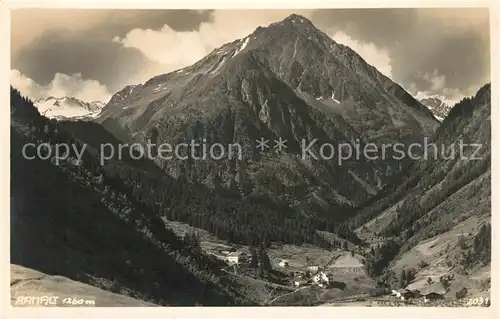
162, 217, 491, 307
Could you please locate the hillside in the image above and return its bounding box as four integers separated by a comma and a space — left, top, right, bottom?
11, 264, 155, 307
10, 87, 253, 306
352, 84, 491, 297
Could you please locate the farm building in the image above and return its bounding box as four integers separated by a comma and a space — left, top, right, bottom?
68, 157, 82, 166
293, 280, 307, 287
423, 292, 445, 302
391, 289, 421, 300
421, 282, 448, 295
308, 265, 319, 273
293, 271, 304, 279
226, 252, 242, 265
421, 282, 448, 302
312, 271, 335, 288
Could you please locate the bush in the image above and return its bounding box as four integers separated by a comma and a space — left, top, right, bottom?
439, 276, 451, 289
455, 287, 467, 299
457, 235, 468, 249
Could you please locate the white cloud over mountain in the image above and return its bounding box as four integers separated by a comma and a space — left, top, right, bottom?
328, 31, 393, 78
10, 69, 111, 103
113, 10, 314, 74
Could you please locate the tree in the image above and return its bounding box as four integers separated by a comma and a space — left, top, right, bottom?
258, 244, 272, 272
249, 246, 259, 268
257, 263, 264, 279
439, 276, 450, 289
455, 287, 467, 299
342, 241, 348, 250
427, 277, 433, 284
458, 235, 467, 249
471, 224, 491, 266
406, 268, 416, 284
399, 269, 407, 288
183, 231, 201, 253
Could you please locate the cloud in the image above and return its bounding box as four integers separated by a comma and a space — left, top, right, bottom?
11, 29, 160, 95
329, 31, 392, 78
409, 68, 485, 104
414, 85, 483, 106
113, 10, 314, 72
414, 90, 460, 106
11, 9, 214, 93
421, 69, 446, 91
11, 9, 214, 55
113, 25, 210, 70
311, 8, 490, 99
11, 9, 489, 101
11, 69, 111, 102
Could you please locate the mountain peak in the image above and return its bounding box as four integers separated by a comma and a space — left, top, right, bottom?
266, 13, 317, 33
102, 13, 438, 142
33, 95, 105, 120
284, 13, 312, 24
418, 96, 451, 122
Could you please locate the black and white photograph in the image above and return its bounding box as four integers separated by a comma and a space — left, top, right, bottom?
4, 2, 496, 313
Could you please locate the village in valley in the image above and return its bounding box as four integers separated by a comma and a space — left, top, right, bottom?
159, 219, 491, 306
204, 239, 479, 306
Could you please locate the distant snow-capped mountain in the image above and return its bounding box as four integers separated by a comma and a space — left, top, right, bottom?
34, 96, 105, 120
418, 96, 452, 122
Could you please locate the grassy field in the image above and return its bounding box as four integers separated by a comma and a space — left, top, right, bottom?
11, 265, 155, 307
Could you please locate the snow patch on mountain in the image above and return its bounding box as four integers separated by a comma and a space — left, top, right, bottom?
210, 57, 228, 74
232, 37, 250, 58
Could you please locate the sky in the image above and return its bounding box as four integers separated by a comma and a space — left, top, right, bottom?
10, 8, 490, 105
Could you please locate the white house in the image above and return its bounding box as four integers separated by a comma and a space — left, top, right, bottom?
294, 271, 304, 279
226, 252, 241, 265
308, 265, 319, 273
313, 271, 330, 288
68, 157, 82, 166
278, 260, 289, 268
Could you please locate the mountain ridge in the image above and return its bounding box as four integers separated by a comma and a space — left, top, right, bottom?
95, 14, 439, 211
34, 96, 105, 121
352, 83, 491, 292
97, 14, 438, 142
